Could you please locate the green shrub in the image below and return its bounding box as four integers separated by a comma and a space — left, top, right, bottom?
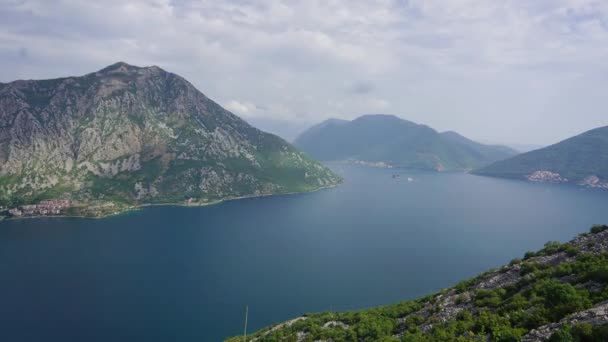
590, 225, 608, 234
542, 241, 563, 255
509, 258, 522, 266
548, 325, 573, 342
454, 279, 475, 293
501, 293, 529, 312
475, 289, 505, 308
550, 322, 608, 342
454, 294, 467, 305
520, 262, 539, 276
571, 322, 593, 339
562, 245, 580, 257
524, 251, 537, 260
533, 279, 591, 321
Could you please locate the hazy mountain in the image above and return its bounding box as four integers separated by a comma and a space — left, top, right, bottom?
294, 114, 518, 171
0, 62, 340, 207
507, 143, 545, 153
474, 126, 608, 188
245, 117, 313, 142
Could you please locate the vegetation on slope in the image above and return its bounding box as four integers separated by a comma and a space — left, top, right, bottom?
226, 225, 608, 342
0, 62, 341, 209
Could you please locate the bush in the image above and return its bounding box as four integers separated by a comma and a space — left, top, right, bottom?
533, 279, 591, 321
454, 279, 475, 293
501, 293, 529, 312
548, 325, 573, 342
590, 224, 608, 234
474, 289, 506, 308
562, 245, 580, 257
524, 251, 537, 260
542, 241, 563, 255
571, 322, 593, 339
493, 326, 525, 342
353, 313, 394, 340
523, 308, 551, 329
454, 294, 467, 305
456, 310, 472, 321
520, 262, 539, 276
550, 322, 608, 342
509, 258, 522, 266
404, 314, 424, 333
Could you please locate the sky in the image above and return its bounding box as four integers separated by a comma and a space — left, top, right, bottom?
1, 0, 607, 145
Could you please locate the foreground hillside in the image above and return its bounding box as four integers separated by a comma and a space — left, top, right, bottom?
227, 225, 608, 341
294, 115, 517, 171
474, 126, 608, 189
0, 62, 340, 216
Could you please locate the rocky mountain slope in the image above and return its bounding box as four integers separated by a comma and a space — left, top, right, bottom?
294, 115, 518, 171
474, 126, 608, 189
226, 225, 608, 341
0, 62, 340, 210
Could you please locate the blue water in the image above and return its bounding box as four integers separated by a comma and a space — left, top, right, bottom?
1, 163, 608, 341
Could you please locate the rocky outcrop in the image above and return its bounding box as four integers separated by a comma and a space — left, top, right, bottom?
0, 62, 340, 207
523, 301, 608, 341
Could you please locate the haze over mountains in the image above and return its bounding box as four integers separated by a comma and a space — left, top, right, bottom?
294, 114, 518, 171
475, 126, 608, 189
0, 62, 340, 208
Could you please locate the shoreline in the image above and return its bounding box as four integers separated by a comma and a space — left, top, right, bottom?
0, 182, 341, 222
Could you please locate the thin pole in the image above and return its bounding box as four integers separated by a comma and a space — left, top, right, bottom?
243, 305, 248, 342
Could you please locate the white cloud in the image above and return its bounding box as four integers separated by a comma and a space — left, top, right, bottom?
224, 100, 255, 116
0, 0, 607, 144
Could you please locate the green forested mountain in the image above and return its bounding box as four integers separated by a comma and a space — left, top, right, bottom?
474, 126, 608, 188
0, 62, 340, 208
226, 225, 608, 342
294, 115, 517, 171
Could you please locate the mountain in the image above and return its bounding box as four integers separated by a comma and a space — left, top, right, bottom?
294, 115, 518, 171
507, 143, 544, 153
0, 62, 340, 213
244, 117, 313, 142
226, 225, 608, 342
474, 126, 608, 189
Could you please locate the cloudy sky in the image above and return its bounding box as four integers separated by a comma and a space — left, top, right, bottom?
1, 0, 607, 145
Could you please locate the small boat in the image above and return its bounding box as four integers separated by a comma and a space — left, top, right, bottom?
407, 177, 414, 182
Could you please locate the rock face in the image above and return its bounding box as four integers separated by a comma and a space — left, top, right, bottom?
294, 115, 518, 171
0, 62, 340, 206
522, 301, 608, 341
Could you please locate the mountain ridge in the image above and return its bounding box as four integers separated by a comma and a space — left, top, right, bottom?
294, 114, 518, 171
474, 126, 608, 189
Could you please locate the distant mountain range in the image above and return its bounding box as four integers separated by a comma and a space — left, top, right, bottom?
474, 126, 608, 189
0, 62, 340, 213
506, 143, 545, 153
245, 117, 313, 142
294, 114, 518, 171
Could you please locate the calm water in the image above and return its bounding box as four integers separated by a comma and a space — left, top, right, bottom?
2, 163, 608, 341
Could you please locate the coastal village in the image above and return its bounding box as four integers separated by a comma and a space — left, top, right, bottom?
1, 199, 72, 219
0, 199, 124, 220
526, 170, 608, 189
